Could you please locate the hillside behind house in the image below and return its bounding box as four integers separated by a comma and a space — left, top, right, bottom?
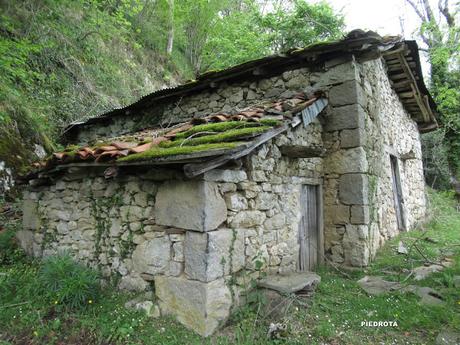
0, 0, 345, 195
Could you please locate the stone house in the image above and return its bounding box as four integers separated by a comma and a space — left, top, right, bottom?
18, 31, 437, 336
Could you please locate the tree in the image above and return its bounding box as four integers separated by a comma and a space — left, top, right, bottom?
259, 0, 345, 52
405, 0, 460, 193
201, 0, 345, 73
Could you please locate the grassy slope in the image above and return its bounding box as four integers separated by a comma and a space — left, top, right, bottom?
0, 190, 459, 345
0, 0, 186, 174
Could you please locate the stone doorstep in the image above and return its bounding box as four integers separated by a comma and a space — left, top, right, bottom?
257, 272, 321, 294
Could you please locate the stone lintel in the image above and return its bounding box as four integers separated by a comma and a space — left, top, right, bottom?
154, 180, 227, 232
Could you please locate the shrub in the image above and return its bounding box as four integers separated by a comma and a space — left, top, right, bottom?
38, 255, 101, 310
0, 228, 26, 265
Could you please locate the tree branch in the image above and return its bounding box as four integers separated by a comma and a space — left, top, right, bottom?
405, 0, 426, 21
422, 0, 435, 22
438, 0, 455, 27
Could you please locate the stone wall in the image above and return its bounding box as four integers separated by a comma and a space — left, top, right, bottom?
360, 59, 427, 256
212, 117, 324, 276
74, 56, 358, 145
321, 57, 427, 267
18, 118, 323, 336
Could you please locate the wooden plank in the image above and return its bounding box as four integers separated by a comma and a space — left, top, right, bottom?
317, 185, 324, 265
391, 80, 412, 89
298, 187, 308, 272
399, 91, 415, 98
386, 59, 402, 66
397, 53, 431, 123
279, 145, 326, 158
387, 64, 404, 72
307, 185, 318, 269
388, 72, 407, 80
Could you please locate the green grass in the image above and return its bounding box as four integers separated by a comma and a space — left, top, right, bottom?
117, 142, 242, 162
0, 190, 459, 344
279, 189, 460, 344
162, 126, 270, 148
173, 119, 281, 140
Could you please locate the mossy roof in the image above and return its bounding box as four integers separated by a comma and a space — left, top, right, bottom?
29, 94, 324, 174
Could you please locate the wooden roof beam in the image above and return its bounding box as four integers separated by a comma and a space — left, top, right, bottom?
396, 53, 432, 123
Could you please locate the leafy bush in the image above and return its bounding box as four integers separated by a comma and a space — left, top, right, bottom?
0, 228, 25, 265
38, 255, 101, 310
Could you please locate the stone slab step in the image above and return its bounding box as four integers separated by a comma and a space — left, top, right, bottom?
257, 272, 321, 294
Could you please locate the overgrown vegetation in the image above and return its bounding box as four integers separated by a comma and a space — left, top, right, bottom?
161, 126, 270, 148
38, 255, 101, 311
407, 0, 460, 192
173, 120, 281, 140
118, 142, 242, 162
0, 0, 344, 185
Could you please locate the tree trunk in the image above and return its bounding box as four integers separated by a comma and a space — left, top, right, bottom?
166, 0, 174, 55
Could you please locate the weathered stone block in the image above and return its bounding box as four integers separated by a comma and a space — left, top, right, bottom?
154, 180, 227, 232
314, 61, 359, 87
16, 229, 35, 256
339, 173, 369, 205
204, 169, 247, 183
325, 104, 365, 132
351, 205, 370, 224
185, 228, 244, 282
263, 213, 286, 230
155, 276, 232, 336
329, 80, 365, 107
132, 237, 170, 275
330, 204, 350, 224
255, 192, 277, 210
225, 193, 248, 211
229, 211, 266, 228
23, 199, 40, 230
340, 128, 365, 148
118, 274, 149, 291
343, 239, 369, 267
325, 147, 368, 174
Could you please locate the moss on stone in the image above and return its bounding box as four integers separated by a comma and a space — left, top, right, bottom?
174, 119, 280, 140
117, 142, 242, 162
163, 126, 270, 148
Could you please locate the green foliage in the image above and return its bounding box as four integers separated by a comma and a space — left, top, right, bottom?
38, 255, 101, 311
201, 0, 345, 71
201, 1, 272, 71
0, 229, 25, 266
412, 2, 460, 186
163, 126, 270, 147
422, 129, 452, 189
0, 0, 182, 177
118, 142, 241, 162
258, 0, 345, 52
174, 120, 280, 140
0, 0, 344, 185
